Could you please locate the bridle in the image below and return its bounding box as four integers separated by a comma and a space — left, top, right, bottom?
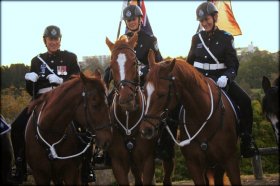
110, 44, 146, 135
111, 44, 141, 94
142, 66, 220, 147
33, 84, 112, 160
143, 74, 178, 132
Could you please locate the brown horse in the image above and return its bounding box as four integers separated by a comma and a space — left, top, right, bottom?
140, 50, 241, 185
105, 34, 156, 185
25, 72, 112, 185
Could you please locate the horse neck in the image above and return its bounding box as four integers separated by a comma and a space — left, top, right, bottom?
176, 69, 213, 122
39, 79, 83, 133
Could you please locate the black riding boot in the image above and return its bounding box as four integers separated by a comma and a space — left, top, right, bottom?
81, 149, 96, 184
240, 120, 258, 158
240, 132, 258, 158
8, 156, 27, 184
9, 108, 29, 184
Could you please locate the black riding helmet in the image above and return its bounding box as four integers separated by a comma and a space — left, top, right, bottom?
123, 5, 143, 21
196, 2, 218, 21
43, 25, 62, 39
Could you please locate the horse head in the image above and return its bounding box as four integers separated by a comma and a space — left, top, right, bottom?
75, 72, 112, 149
140, 50, 177, 139
262, 76, 279, 144
106, 33, 140, 111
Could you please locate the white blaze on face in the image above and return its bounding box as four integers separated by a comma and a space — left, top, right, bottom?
117, 53, 127, 81
267, 114, 279, 142
145, 82, 155, 114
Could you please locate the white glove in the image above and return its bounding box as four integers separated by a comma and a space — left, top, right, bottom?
216, 75, 228, 88
47, 74, 63, 85
25, 72, 39, 82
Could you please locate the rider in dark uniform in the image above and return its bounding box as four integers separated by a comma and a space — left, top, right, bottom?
187, 2, 258, 158
104, 5, 162, 87
8, 25, 95, 184
103, 5, 176, 184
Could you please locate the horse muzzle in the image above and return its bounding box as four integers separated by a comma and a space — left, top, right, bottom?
140, 123, 158, 140
118, 99, 137, 112
95, 130, 112, 150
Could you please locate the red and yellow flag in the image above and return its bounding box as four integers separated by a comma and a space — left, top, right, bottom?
211, 1, 242, 36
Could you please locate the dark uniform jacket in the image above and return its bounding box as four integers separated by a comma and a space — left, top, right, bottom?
26, 50, 80, 97
126, 29, 162, 66
126, 29, 162, 85
187, 28, 239, 83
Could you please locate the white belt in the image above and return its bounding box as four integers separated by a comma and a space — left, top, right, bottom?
38, 86, 56, 94
194, 61, 226, 70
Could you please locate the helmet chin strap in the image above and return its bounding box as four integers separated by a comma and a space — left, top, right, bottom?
206, 15, 217, 36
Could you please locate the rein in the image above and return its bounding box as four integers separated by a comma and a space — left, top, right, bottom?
34, 87, 110, 160
169, 82, 215, 147
143, 75, 178, 130
112, 86, 146, 135
111, 44, 146, 136
144, 73, 216, 147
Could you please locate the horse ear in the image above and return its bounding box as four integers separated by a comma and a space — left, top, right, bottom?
80, 72, 87, 83
262, 76, 271, 93
167, 58, 176, 73
93, 69, 102, 80
128, 32, 138, 48
106, 37, 114, 52
148, 49, 156, 69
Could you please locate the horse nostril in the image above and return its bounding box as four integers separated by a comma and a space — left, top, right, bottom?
141, 128, 154, 139
103, 141, 110, 150
129, 93, 134, 101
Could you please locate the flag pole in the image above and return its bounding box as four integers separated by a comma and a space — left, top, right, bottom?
116, 1, 128, 40
116, 21, 122, 40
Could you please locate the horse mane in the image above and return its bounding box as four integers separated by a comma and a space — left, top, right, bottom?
27, 75, 81, 114
27, 93, 48, 114
147, 59, 208, 93
113, 36, 130, 50
174, 59, 209, 93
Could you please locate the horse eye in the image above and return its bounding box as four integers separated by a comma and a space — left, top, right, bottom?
157, 93, 165, 99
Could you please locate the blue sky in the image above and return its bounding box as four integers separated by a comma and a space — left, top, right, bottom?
1, 1, 279, 66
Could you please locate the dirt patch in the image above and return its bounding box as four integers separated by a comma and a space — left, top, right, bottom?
169, 174, 279, 185
23, 172, 279, 185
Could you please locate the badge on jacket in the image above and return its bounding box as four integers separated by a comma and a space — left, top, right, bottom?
57, 66, 67, 75
40, 64, 46, 77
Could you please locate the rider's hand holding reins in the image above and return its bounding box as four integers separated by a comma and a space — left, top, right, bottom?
217, 75, 228, 88
47, 74, 63, 85
25, 72, 39, 82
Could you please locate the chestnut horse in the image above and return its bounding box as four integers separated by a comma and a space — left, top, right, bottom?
140, 50, 241, 185
262, 76, 279, 145
105, 34, 157, 185
25, 72, 112, 185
